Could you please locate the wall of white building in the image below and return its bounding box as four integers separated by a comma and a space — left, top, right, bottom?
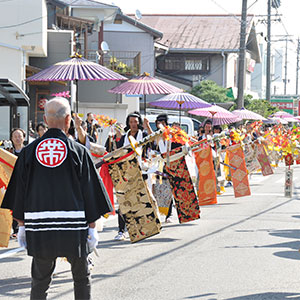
0, 46, 25, 88
0, 0, 47, 88
226, 53, 238, 89
71, 7, 118, 26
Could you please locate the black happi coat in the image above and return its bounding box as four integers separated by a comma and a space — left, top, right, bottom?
1, 128, 112, 259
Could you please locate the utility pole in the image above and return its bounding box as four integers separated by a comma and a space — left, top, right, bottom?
266, 0, 271, 101
237, 0, 248, 109
296, 38, 300, 95
284, 37, 288, 95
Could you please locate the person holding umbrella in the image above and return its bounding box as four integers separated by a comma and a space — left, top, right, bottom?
199, 119, 213, 141
114, 111, 154, 240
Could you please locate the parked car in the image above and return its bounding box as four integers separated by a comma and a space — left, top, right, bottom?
145, 114, 201, 136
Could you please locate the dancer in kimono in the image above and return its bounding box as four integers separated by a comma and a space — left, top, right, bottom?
114, 111, 152, 240
1, 97, 112, 300
152, 114, 175, 222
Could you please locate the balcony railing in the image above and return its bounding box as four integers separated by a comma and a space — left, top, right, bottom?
86, 50, 141, 76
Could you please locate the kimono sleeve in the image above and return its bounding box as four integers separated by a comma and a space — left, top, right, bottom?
1, 151, 26, 220
81, 150, 113, 223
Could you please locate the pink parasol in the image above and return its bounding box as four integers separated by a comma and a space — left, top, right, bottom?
270, 111, 299, 122
108, 72, 182, 115
26, 54, 127, 112
267, 117, 288, 124
51, 91, 71, 98
188, 104, 240, 125
108, 72, 182, 95
232, 107, 267, 121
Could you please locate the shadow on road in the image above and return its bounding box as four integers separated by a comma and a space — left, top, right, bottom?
0, 276, 31, 298
269, 229, 300, 240
92, 273, 119, 279
0, 245, 18, 255
225, 292, 300, 299
183, 293, 217, 299
50, 191, 300, 299
164, 223, 197, 229
0, 256, 24, 263
136, 237, 180, 244
226, 229, 300, 261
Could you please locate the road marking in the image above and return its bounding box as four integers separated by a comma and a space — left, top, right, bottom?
0, 247, 25, 259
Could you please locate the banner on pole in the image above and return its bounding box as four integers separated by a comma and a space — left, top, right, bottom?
227, 144, 251, 198
255, 144, 273, 176
194, 147, 217, 206
106, 149, 161, 243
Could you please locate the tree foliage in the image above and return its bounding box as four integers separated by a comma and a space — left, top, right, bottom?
190, 80, 232, 103
191, 80, 279, 118
246, 99, 279, 118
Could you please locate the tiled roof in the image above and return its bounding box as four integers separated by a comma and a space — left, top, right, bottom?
117, 14, 163, 39
49, 0, 118, 9
131, 14, 255, 51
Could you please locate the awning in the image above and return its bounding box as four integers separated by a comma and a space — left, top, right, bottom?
0, 79, 29, 106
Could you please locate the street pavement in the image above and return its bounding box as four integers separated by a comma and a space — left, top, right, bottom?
1, 164, 300, 299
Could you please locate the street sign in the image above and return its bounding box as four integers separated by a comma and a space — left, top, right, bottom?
284, 167, 293, 197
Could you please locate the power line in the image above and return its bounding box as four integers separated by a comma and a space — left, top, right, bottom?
208, 0, 243, 23
0, 0, 83, 30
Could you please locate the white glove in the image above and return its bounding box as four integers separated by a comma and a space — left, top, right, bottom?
87, 227, 99, 252
17, 226, 27, 248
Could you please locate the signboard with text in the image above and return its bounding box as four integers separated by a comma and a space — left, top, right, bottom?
270, 98, 294, 114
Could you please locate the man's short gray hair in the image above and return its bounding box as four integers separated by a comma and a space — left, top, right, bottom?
44, 97, 71, 120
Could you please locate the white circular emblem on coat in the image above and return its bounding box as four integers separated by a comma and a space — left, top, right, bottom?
36, 138, 67, 168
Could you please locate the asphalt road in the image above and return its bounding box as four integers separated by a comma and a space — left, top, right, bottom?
1, 164, 300, 300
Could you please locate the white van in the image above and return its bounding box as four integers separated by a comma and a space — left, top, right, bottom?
97, 112, 202, 145
145, 114, 201, 136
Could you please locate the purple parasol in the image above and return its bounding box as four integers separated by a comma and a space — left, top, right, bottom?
108, 73, 182, 95
26, 55, 127, 82
149, 92, 211, 123
26, 54, 127, 111
188, 104, 240, 125
232, 107, 267, 121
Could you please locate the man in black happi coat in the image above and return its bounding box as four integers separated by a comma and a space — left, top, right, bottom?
1, 97, 112, 300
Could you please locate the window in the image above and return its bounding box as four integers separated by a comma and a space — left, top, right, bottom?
160, 56, 210, 73
165, 58, 183, 70
185, 60, 202, 70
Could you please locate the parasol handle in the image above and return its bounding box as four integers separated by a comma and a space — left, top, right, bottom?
129, 127, 164, 156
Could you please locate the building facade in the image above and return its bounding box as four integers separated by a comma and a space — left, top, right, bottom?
137, 14, 261, 98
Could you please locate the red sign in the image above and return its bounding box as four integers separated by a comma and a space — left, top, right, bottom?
38, 98, 47, 110
270, 102, 293, 110
36, 138, 67, 168
247, 59, 256, 73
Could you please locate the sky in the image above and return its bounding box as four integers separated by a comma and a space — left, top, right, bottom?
101, 0, 300, 94
103, 0, 300, 36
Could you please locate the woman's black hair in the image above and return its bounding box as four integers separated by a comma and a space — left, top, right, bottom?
124, 111, 143, 132
10, 128, 26, 140
36, 122, 47, 132
203, 119, 213, 127
68, 118, 75, 138
213, 125, 222, 132
155, 113, 169, 126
